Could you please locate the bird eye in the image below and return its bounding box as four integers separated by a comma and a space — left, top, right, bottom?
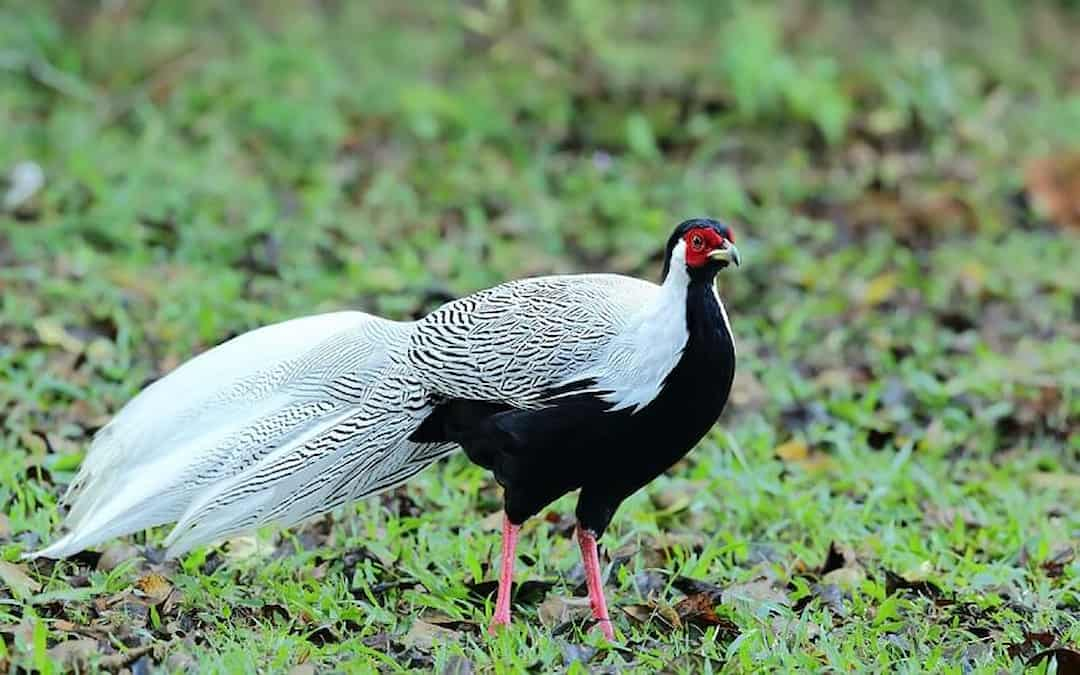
690, 234, 704, 251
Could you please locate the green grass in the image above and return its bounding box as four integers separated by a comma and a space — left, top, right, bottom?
2, 1, 1079, 672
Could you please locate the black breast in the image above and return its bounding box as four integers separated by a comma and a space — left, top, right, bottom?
409, 278, 736, 535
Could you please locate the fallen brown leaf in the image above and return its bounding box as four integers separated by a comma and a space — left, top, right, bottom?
418, 611, 478, 634
1040, 546, 1075, 579
721, 578, 790, 607
96, 542, 143, 572
1025, 152, 1080, 228
620, 604, 654, 624
675, 592, 721, 628
921, 501, 984, 529
620, 599, 685, 631
1025, 648, 1080, 673
46, 638, 99, 671
1007, 630, 1056, 659
884, 570, 943, 599
654, 600, 683, 630
19, 432, 48, 456
0, 560, 41, 599
821, 565, 866, 590
53, 619, 80, 633
0, 619, 35, 647
135, 572, 173, 604
98, 644, 160, 670
537, 594, 592, 629
403, 619, 464, 650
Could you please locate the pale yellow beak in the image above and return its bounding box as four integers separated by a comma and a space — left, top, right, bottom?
708, 243, 741, 267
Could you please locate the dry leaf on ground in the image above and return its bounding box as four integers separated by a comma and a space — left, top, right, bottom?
403, 619, 464, 650
537, 594, 592, 629
721, 578, 790, 607
96, 542, 143, 572
0, 561, 41, 599
46, 639, 99, 671
1026, 648, 1080, 673
135, 572, 174, 604
1025, 153, 1080, 228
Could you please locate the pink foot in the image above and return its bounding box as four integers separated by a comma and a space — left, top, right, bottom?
576, 525, 615, 641
487, 612, 511, 635
488, 514, 520, 636
591, 617, 615, 641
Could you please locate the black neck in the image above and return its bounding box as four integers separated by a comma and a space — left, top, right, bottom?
683, 278, 733, 366
574, 274, 735, 533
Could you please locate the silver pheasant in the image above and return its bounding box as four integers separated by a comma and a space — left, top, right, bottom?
33, 217, 741, 640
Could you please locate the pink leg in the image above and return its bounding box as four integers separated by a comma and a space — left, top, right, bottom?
488, 514, 520, 635
576, 525, 615, 640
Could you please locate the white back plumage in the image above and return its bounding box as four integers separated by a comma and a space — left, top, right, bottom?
33, 269, 694, 560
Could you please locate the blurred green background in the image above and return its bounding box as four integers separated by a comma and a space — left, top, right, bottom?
1, 1, 1078, 672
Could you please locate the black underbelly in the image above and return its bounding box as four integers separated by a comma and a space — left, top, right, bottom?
409, 385, 727, 528
409, 393, 620, 486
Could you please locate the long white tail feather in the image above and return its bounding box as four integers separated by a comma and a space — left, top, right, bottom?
162, 392, 434, 555
29, 311, 456, 560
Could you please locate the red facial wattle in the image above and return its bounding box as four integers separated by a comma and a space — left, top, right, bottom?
683, 227, 732, 268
